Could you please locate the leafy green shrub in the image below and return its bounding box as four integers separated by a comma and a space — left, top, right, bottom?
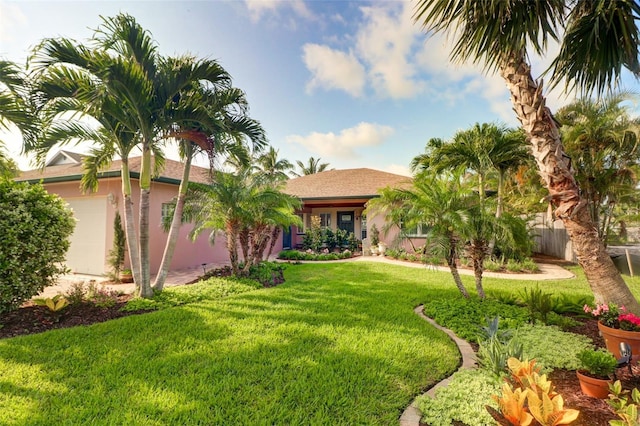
519, 258, 540, 273
64, 281, 88, 305
551, 293, 593, 315
577, 348, 617, 378
0, 181, 75, 314
416, 368, 501, 426
248, 262, 285, 287
514, 323, 593, 372
484, 258, 503, 272
476, 317, 523, 376
519, 285, 553, 323
422, 298, 529, 342
506, 258, 521, 272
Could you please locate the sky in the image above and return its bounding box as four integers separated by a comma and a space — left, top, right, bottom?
1, 0, 640, 176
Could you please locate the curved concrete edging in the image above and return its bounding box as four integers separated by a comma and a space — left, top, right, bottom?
399, 305, 477, 426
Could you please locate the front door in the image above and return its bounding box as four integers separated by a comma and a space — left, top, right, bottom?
337, 211, 355, 235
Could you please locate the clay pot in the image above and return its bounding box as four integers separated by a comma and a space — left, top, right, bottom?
598, 322, 640, 362
576, 370, 612, 399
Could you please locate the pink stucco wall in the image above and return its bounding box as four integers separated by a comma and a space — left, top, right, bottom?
43, 177, 229, 274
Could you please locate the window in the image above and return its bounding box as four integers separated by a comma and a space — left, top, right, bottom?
319, 212, 331, 228
402, 222, 430, 237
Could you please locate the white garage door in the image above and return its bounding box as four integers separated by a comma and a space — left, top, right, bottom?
65, 198, 108, 275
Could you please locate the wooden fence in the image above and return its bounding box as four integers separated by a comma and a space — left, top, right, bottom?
530, 213, 577, 262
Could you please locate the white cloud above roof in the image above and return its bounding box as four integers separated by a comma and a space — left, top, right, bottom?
287, 122, 394, 159
244, 0, 312, 22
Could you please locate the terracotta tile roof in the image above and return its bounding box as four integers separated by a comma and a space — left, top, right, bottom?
284, 168, 412, 199
17, 155, 212, 185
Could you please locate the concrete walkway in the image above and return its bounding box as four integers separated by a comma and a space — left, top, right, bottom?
37, 261, 229, 298
354, 255, 576, 280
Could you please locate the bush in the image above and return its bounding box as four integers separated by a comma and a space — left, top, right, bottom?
0, 181, 75, 314
248, 262, 285, 287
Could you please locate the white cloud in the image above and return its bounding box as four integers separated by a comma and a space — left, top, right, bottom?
244, 0, 312, 22
384, 164, 412, 177
356, 4, 424, 99
287, 122, 394, 159
303, 44, 366, 97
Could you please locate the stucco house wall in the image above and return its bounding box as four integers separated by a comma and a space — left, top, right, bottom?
16, 151, 228, 276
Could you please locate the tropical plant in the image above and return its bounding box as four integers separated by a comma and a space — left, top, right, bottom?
556, 93, 640, 245
185, 169, 301, 276
414, 0, 640, 313
608, 380, 640, 426
577, 348, 617, 379
476, 317, 523, 376
367, 171, 474, 298
29, 13, 239, 298
33, 295, 69, 312
153, 86, 267, 292
292, 156, 330, 176
0, 60, 32, 178
253, 146, 293, 184
108, 211, 126, 280
0, 180, 75, 313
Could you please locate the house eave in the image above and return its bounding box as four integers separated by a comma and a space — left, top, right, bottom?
18, 171, 184, 186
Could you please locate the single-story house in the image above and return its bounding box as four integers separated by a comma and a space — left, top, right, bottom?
282, 168, 417, 251
16, 150, 233, 276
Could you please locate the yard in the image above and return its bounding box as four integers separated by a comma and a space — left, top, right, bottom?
0, 261, 637, 425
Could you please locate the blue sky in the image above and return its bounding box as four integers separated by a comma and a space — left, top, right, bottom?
1, 0, 639, 176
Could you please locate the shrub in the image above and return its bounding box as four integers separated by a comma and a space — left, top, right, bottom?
64, 281, 89, 305
506, 258, 522, 272
422, 298, 529, 342
476, 317, 523, 376
248, 262, 285, 287
0, 181, 75, 314
417, 368, 501, 426
514, 323, 593, 372
519, 258, 540, 273
519, 285, 553, 324
484, 258, 503, 272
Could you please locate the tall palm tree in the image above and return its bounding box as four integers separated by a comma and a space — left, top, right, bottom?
152, 86, 267, 292
292, 156, 330, 176
29, 14, 233, 297
414, 0, 640, 311
556, 93, 640, 244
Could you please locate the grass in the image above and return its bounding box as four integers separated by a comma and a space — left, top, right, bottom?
3, 261, 640, 425
0, 262, 460, 425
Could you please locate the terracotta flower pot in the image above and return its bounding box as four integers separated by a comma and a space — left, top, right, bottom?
576, 370, 612, 399
597, 322, 640, 362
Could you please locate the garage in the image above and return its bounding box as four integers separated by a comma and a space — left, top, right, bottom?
64, 197, 108, 275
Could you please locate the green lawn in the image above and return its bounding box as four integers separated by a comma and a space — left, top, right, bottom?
1, 261, 638, 425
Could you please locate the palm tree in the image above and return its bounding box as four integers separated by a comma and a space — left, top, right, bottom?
29, 14, 233, 297
414, 0, 640, 311
368, 171, 473, 298
292, 156, 330, 176
254, 147, 293, 184
185, 170, 301, 276
0, 60, 31, 177
556, 93, 640, 244
152, 86, 267, 292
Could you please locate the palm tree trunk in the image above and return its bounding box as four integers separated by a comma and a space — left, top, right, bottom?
446, 235, 470, 298
470, 241, 486, 300
226, 223, 240, 276
265, 226, 281, 261
500, 52, 640, 313
152, 146, 193, 292
138, 146, 153, 298
121, 160, 142, 286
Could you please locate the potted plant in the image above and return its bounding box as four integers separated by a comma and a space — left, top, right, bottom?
584, 302, 640, 361
119, 269, 133, 283
576, 348, 617, 399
